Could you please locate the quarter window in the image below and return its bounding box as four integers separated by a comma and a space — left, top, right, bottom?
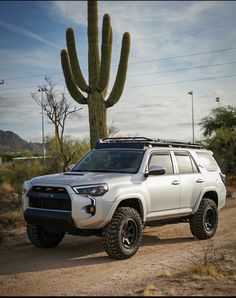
196, 152, 218, 172
149, 154, 174, 174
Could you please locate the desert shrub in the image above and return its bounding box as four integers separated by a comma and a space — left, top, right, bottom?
44, 136, 90, 173
0, 182, 20, 211
0, 182, 24, 243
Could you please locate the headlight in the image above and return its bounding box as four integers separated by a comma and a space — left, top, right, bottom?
22, 180, 32, 194
72, 184, 109, 196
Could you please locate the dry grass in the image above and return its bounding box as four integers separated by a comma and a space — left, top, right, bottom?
143, 283, 163, 296
183, 263, 224, 279
0, 210, 24, 242
0, 181, 24, 243
156, 268, 171, 277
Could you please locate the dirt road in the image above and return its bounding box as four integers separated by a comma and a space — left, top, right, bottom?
0, 198, 236, 296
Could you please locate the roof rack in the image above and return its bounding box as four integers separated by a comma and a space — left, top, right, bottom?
96, 137, 204, 149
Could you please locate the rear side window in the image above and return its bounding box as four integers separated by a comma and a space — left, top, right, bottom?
149, 153, 174, 174
174, 152, 199, 174
196, 152, 218, 172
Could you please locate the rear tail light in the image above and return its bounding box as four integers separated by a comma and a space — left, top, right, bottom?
219, 173, 226, 185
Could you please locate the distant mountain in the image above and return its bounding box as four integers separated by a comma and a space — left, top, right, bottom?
0, 130, 43, 153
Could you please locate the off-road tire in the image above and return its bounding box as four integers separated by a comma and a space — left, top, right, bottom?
190, 198, 218, 240
27, 224, 65, 248
102, 207, 142, 260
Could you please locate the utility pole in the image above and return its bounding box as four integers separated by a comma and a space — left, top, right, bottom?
188, 91, 195, 143
38, 87, 47, 162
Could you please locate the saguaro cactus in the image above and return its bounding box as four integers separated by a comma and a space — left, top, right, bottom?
61, 0, 130, 148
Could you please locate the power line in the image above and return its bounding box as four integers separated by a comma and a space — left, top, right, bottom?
2, 46, 236, 82
3, 59, 236, 82
137, 21, 236, 40
1, 73, 236, 92
129, 47, 236, 65
127, 73, 236, 88
4, 72, 60, 81
128, 61, 236, 77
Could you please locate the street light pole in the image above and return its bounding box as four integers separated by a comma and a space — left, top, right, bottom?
216, 97, 220, 108
188, 91, 195, 143
38, 87, 47, 162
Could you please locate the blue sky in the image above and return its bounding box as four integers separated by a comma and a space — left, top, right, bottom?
0, 1, 236, 143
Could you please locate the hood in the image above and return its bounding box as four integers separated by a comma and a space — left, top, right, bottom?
30, 171, 134, 187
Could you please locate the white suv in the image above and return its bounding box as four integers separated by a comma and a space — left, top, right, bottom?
22, 137, 226, 259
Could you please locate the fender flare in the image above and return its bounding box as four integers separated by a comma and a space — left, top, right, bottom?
105, 193, 147, 224
192, 186, 220, 214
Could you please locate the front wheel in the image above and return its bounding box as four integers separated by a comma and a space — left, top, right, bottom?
27, 224, 65, 248
102, 207, 143, 260
190, 198, 218, 240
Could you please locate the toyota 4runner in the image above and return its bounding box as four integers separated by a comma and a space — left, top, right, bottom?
22, 137, 226, 259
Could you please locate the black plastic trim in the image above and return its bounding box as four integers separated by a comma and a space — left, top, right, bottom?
24, 208, 75, 229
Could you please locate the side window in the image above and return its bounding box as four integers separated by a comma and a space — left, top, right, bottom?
196, 152, 218, 172
175, 153, 195, 174
149, 154, 174, 174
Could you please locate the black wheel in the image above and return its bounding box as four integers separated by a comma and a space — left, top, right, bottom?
190, 198, 218, 240
102, 207, 142, 260
27, 224, 65, 248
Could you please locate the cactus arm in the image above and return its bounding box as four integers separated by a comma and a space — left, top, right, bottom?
102, 27, 112, 98
61, 49, 87, 105
105, 32, 130, 108
88, 0, 100, 87
97, 14, 112, 92
66, 28, 89, 93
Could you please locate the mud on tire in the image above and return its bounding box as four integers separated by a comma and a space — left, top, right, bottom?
27, 224, 65, 248
102, 207, 143, 260
190, 198, 218, 240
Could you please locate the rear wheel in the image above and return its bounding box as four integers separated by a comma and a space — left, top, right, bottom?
27, 224, 65, 248
190, 198, 218, 240
102, 207, 142, 260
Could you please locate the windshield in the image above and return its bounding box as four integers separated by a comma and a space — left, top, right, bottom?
72, 149, 144, 174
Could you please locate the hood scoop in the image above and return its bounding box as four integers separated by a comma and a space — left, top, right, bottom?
63, 172, 84, 176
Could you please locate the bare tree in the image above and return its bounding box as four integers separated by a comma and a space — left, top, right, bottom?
31, 76, 82, 171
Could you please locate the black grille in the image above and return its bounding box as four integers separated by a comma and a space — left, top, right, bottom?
28, 186, 71, 211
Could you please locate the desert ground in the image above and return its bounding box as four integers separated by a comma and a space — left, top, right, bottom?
0, 196, 236, 296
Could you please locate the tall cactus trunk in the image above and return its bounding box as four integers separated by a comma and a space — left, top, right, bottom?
88, 92, 107, 148
61, 0, 130, 148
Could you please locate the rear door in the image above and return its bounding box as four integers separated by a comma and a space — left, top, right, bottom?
174, 151, 206, 212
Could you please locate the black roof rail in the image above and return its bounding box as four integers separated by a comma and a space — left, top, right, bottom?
96, 137, 204, 149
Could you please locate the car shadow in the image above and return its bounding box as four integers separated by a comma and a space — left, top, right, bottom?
142, 234, 194, 246
0, 233, 194, 276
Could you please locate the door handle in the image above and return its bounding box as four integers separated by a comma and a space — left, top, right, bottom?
196, 178, 204, 183
172, 180, 180, 185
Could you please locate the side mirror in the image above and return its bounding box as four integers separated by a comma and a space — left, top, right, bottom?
67, 163, 76, 171
145, 165, 166, 177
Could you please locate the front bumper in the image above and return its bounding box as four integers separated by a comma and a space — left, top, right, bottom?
23, 184, 117, 230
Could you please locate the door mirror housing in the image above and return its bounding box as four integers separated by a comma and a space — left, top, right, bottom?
145, 165, 166, 177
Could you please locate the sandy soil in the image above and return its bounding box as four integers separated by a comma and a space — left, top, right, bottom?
0, 198, 236, 296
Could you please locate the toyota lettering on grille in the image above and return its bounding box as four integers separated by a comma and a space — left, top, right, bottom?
37, 193, 54, 199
